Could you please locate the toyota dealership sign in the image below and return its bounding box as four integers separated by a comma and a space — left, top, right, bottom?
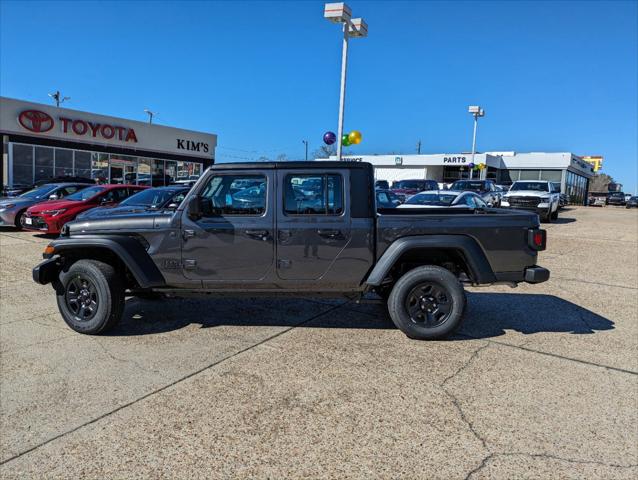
1, 96, 216, 159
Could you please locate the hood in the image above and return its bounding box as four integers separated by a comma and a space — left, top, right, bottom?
505, 190, 551, 198
78, 205, 165, 219
27, 199, 80, 213
67, 211, 174, 235
0, 197, 35, 207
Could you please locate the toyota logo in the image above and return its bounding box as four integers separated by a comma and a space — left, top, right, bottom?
18, 110, 54, 133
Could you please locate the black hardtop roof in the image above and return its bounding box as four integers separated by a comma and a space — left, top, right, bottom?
209, 161, 373, 171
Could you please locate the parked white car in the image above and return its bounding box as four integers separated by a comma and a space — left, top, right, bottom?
501, 180, 560, 222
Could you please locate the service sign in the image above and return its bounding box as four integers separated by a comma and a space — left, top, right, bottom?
1, 97, 217, 159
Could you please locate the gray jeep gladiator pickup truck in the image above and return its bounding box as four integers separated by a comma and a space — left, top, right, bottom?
33, 162, 549, 340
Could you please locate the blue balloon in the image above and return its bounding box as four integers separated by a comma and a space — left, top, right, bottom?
468, 162, 475, 168
323, 131, 336, 145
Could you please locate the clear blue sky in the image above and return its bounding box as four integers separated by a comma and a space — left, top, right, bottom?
1, 0, 636, 192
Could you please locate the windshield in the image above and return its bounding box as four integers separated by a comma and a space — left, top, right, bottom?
394, 180, 426, 189
18, 185, 56, 199
405, 192, 458, 206
66, 186, 105, 201
450, 181, 486, 192
609, 192, 624, 198
120, 189, 180, 207
510, 181, 549, 192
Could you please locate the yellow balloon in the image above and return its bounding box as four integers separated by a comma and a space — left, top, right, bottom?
348, 130, 362, 145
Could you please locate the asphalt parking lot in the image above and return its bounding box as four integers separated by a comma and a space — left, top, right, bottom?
1, 206, 636, 479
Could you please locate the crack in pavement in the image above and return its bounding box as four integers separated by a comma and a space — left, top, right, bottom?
465, 452, 638, 479
0, 301, 348, 467
553, 276, 638, 291
440, 343, 491, 451
88, 337, 158, 375
455, 333, 638, 376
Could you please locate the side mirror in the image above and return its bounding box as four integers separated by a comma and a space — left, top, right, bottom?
167, 203, 179, 210
188, 195, 201, 219
48, 194, 58, 200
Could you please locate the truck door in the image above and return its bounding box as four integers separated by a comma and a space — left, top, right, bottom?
181, 170, 275, 283
276, 170, 352, 281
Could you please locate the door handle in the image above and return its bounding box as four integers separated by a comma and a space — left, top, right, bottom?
317, 229, 343, 239
245, 229, 269, 240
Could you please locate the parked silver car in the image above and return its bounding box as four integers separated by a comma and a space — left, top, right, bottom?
0, 183, 91, 229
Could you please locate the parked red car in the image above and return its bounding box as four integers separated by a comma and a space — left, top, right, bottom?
391, 179, 439, 202
23, 184, 147, 234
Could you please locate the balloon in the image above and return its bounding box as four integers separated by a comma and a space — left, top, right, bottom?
479, 163, 486, 170
323, 131, 336, 145
341, 134, 351, 146
348, 130, 362, 145
467, 162, 475, 168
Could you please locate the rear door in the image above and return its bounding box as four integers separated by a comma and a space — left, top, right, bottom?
181, 170, 275, 282
275, 170, 351, 280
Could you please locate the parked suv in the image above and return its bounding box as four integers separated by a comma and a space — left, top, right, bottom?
391, 179, 439, 202
448, 180, 501, 207
501, 180, 560, 222
606, 192, 626, 206
33, 162, 549, 341
24, 184, 147, 234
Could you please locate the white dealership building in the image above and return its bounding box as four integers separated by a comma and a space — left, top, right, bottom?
327, 152, 595, 205
1, 97, 217, 188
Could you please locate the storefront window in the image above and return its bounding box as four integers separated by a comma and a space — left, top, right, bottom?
13, 144, 33, 185
109, 155, 137, 184
34, 146, 54, 182
540, 170, 562, 182
519, 170, 540, 180
152, 159, 167, 186
92, 153, 109, 183
55, 149, 74, 177
165, 160, 177, 184
74, 151, 91, 179
137, 157, 152, 185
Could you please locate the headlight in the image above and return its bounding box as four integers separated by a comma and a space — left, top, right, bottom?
41, 209, 67, 216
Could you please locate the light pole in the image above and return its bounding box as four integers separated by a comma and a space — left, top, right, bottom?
48, 90, 70, 107
324, 3, 368, 160
468, 105, 485, 179
144, 109, 157, 125
302, 140, 309, 161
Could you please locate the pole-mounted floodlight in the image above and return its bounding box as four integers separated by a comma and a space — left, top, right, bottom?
468, 105, 486, 179
48, 90, 70, 107
324, 3, 368, 161
144, 109, 157, 125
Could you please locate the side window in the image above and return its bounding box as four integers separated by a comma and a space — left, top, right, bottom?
171, 192, 186, 205
58, 186, 79, 197
474, 196, 487, 208
463, 194, 477, 208
284, 174, 343, 215
200, 174, 266, 215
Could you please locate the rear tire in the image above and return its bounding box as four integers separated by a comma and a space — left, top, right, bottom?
388, 265, 466, 340
56, 259, 124, 334
551, 209, 559, 220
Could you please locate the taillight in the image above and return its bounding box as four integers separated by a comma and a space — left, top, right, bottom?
528, 229, 547, 251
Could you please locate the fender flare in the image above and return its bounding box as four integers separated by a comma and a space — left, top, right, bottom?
47, 235, 166, 288
365, 235, 497, 286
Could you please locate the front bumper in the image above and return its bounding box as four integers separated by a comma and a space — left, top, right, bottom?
524, 266, 550, 284
32, 255, 61, 285
0, 208, 18, 226
23, 214, 60, 233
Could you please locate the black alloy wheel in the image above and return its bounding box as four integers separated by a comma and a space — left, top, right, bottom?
65, 274, 99, 322
404, 282, 452, 328
387, 265, 466, 340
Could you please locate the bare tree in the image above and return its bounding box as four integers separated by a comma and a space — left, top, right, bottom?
589, 173, 616, 192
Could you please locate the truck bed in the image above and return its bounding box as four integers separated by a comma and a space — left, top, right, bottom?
376, 208, 540, 275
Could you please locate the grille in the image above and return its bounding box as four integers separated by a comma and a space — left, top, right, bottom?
25, 215, 49, 230
508, 196, 541, 208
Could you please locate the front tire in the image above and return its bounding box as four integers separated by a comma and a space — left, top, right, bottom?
55, 259, 124, 334
551, 208, 559, 220
14, 210, 26, 230
387, 266, 466, 340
